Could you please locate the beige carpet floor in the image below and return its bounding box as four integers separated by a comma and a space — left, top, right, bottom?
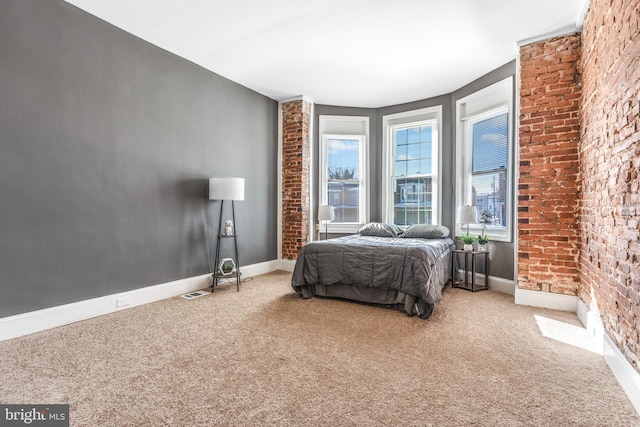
0, 271, 638, 426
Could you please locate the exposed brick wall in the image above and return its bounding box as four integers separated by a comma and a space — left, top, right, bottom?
281, 99, 312, 260
518, 35, 582, 295
580, 0, 640, 370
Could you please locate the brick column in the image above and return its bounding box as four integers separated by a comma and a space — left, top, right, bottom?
281, 99, 312, 260
518, 34, 582, 295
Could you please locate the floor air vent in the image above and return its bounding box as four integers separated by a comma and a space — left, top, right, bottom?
181, 290, 211, 300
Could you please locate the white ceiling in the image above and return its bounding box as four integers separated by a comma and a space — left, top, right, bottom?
65, 0, 588, 108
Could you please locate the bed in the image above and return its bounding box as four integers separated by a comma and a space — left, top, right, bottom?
291, 223, 454, 319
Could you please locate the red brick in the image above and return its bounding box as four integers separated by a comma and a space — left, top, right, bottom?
518, 33, 581, 296
579, 0, 640, 374
281, 99, 312, 258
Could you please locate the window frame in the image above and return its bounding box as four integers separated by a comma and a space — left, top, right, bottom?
319, 133, 369, 233
455, 77, 514, 242
382, 106, 442, 227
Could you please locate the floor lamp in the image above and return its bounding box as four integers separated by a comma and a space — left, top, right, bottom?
209, 177, 244, 291
318, 205, 335, 240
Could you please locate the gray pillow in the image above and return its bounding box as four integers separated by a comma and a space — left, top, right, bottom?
358, 222, 402, 237
401, 224, 450, 239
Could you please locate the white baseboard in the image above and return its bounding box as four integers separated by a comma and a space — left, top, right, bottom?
454, 270, 515, 295
488, 275, 515, 295
241, 260, 280, 278
514, 287, 579, 312
576, 299, 640, 413
0, 260, 280, 342
576, 298, 604, 348
603, 333, 640, 413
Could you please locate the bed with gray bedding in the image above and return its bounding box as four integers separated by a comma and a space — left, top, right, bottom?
291, 223, 454, 319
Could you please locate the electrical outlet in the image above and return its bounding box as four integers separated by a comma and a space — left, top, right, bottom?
116, 296, 132, 307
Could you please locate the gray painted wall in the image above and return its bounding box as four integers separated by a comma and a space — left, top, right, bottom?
315, 62, 516, 280
0, 0, 278, 317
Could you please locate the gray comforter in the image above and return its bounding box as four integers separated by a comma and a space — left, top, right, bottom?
291, 235, 454, 316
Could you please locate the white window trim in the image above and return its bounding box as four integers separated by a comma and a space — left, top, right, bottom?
318, 119, 370, 234
455, 77, 514, 242
382, 106, 442, 226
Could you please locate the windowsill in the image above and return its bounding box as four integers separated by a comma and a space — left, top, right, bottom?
323, 223, 364, 234
455, 226, 511, 243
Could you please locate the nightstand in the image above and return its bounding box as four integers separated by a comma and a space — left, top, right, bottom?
451, 249, 489, 292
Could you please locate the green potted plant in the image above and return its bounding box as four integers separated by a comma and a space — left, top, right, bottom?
460, 234, 475, 251
477, 230, 489, 252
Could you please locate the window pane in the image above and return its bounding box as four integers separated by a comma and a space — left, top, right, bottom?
407, 127, 420, 143
328, 182, 359, 222
395, 144, 407, 159
407, 159, 421, 175
420, 140, 431, 158
396, 129, 407, 145
393, 177, 432, 226
406, 143, 421, 159
472, 114, 508, 173
420, 126, 432, 142
327, 138, 359, 180
419, 158, 432, 175
472, 172, 507, 227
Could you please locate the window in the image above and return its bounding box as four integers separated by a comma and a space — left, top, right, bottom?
382, 106, 441, 226
468, 111, 508, 228
456, 77, 513, 241
318, 116, 369, 234
392, 123, 435, 225
319, 133, 368, 230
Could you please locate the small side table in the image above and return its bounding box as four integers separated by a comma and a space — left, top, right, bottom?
451, 250, 489, 292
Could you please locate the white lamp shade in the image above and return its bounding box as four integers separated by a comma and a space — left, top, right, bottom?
457, 205, 479, 224
209, 177, 245, 200
318, 205, 335, 221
